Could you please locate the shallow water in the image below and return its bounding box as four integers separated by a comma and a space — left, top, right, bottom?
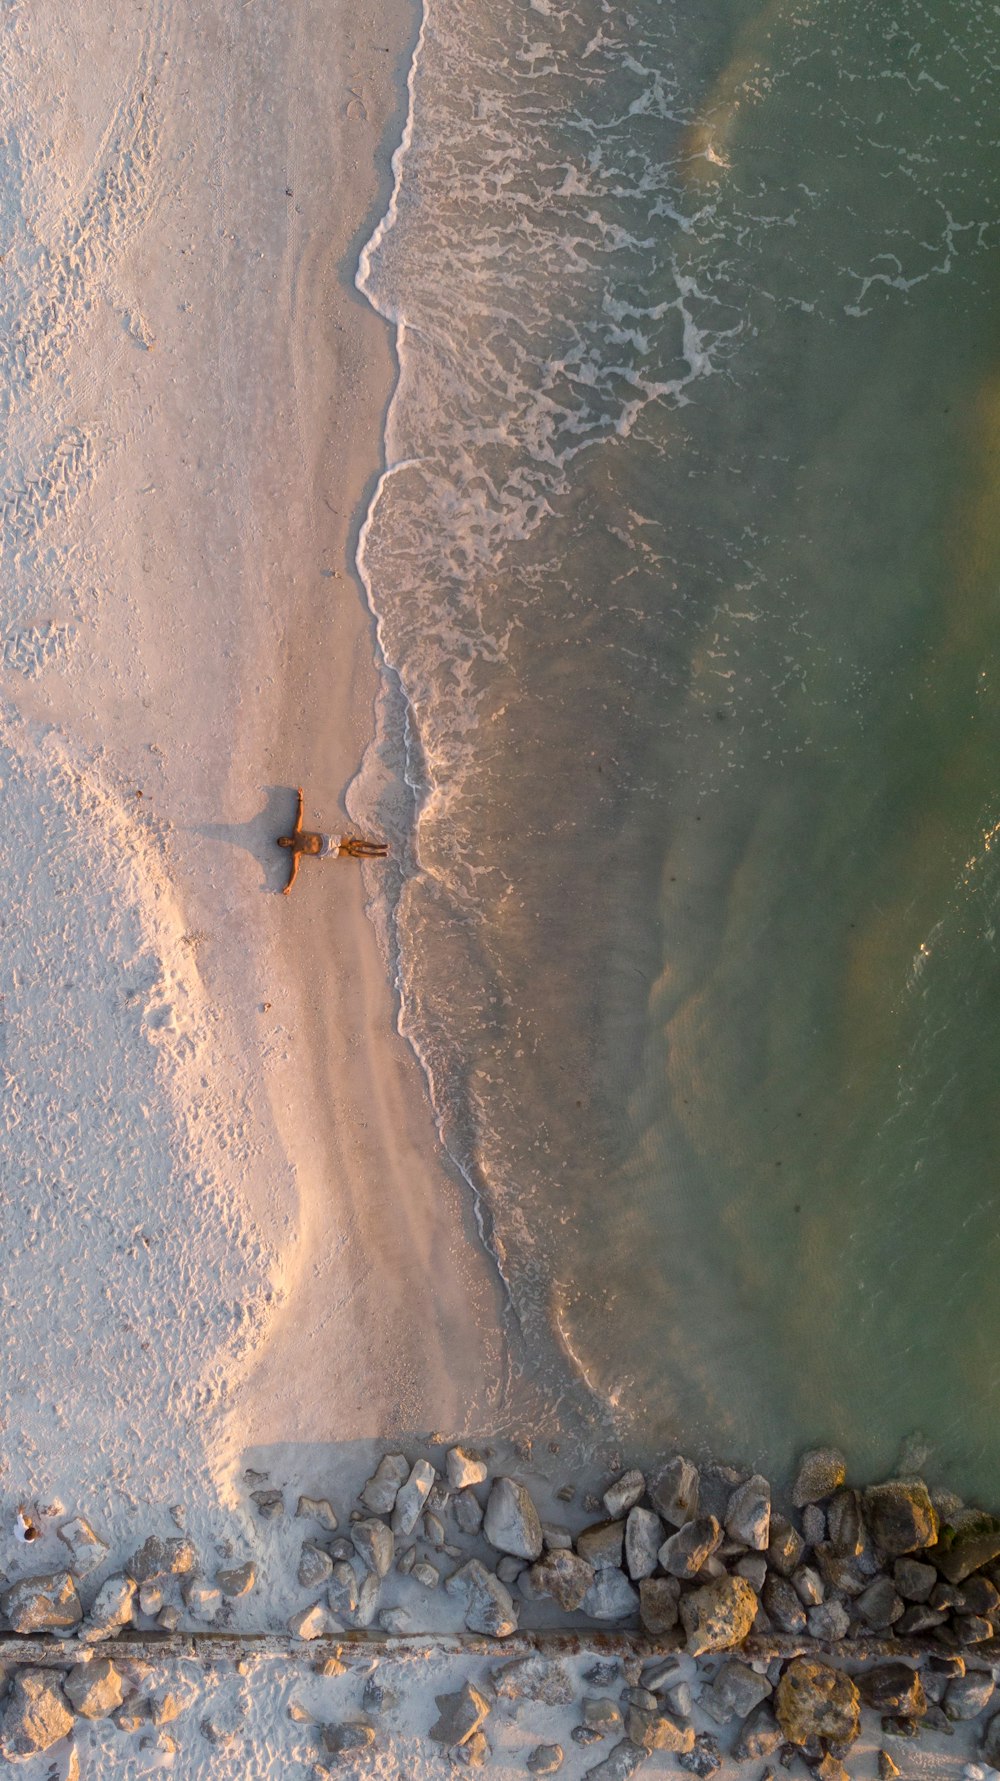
356, 0, 1000, 1495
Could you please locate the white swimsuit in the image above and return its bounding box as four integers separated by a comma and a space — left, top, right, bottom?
317, 834, 341, 858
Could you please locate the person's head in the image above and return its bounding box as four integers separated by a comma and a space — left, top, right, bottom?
277, 835, 294, 849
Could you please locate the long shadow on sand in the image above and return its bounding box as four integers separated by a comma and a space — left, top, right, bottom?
191, 784, 299, 893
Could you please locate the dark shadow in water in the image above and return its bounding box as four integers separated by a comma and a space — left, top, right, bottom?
189, 784, 297, 894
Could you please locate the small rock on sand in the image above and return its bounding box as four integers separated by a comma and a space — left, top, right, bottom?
299, 1544, 335, 1589
57, 1516, 109, 1577
732, 1701, 782, 1762
64, 1658, 125, 1720
429, 1682, 490, 1747
858, 1664, 926, 1719
1, 1571, 82, 1632
446, 1447, 488, 1490
583, 1737, 649, 1779
323, 1720, 376, 1756
216, 1561, 256, 1598
792, 1448, 847, 1508
701, 1660, 772, 1723
250, 1489, 284, 1521
527, 1745, 564, 1774
296, 1496, 338, 1532
483, 1477, 543, 1560
0, 1668, 75, 1759
361, 1455, 410, 1516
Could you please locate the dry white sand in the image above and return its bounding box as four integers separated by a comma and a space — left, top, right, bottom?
0, 0, 501, 1578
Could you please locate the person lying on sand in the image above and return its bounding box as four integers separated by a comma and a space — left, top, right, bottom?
277, 787, 388, 894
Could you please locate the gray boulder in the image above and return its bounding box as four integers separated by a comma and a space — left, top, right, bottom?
638, 1576, 680, 1635
701, 1660, 772, 1724
650, 1456, 699, 1527
725, 1475, 771, 1551
858, 1664, 926, 1718
680, 1575, 758, 1656
391, 1460, 436, 1536
351, 1518, 394, 1578
826, 1488, 865, 1556
483, 1477, 543, 1560
932, 1509, 1000, 1584
806, 1599, 849, 1641
659, 1515, 722, 1579
529, 1549, 594, 1611
1, 1571, 81, 1632
945, 1672, 995, 1720
577, 1520, 625, 1569
429, 1681, 490, 1747
126, 1535, 196, 1583
802, 1504, 826, 1546
323, 1720, 376, 1756
625, 1507, 662, 1580
762, 1574, 805, 1635
626, 1707, 694, 1753
732, 1700, 782, 1762
863, 1479, 938, 1556
0, 1669, 74, 1759
792, 1565, 823, 1606
298, 1543, 334, 1589
584, 1739, 649, 1780
454, 1489, 484, 1535
527, 1745, 564, 1774
735, 1553, 767, 1592
250, 1489, 284, 1520
856, 1575, 904, 1628
603, 1471, 646, 1519
216, 1561, 256, 1599
582, 1567, 640, 1620
64, 1658, 124, 1719
361, 1454, 409, 1515
583, 1697, 622, 1734
446, 1559, 518, 1637
766, 1515, 805, 1577
792, 1448, 846, 1507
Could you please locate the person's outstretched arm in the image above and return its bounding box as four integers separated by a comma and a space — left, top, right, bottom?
283, 851, 300, 895
293, 787, 304, 834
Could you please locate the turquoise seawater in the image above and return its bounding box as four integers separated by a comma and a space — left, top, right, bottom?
356, 0, 1000, 1495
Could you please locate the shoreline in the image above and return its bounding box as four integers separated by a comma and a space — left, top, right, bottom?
0, 0, 501, 1551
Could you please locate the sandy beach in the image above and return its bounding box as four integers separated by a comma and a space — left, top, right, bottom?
0, 0, 499, 1554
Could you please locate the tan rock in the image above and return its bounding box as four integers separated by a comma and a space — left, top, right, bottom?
1, 1571, 82, 1632
775, 1658, 861, 1747
679, 1574, 757, 1656
64, 1658, 125, 1720
0, 1668, 74, 1758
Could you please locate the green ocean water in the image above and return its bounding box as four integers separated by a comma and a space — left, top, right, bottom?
357, 0, 1000, 1493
